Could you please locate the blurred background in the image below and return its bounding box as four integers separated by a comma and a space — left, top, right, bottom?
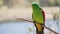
0, 0, 60, 7
0, 0, 60, 34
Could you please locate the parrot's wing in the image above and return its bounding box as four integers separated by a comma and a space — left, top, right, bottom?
42, 10, 45, 23
39, 8, 45, 23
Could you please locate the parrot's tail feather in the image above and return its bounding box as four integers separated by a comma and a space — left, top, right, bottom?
33, 21, 44, 34
34, 24, 44, 34
34, 23, 39, 34
33, 21, 39, 34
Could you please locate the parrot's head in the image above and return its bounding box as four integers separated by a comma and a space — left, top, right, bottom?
32, 2, 40, 9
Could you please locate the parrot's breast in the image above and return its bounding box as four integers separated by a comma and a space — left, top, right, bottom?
32, 10, 44, 24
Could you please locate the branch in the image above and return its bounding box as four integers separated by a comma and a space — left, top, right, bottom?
16, 18, 58, 34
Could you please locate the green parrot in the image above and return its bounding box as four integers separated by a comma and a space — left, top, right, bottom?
32, 2, 45, 34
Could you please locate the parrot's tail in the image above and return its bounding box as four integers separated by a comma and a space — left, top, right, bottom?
33, 21, 44, 34
34, 23, 39, 34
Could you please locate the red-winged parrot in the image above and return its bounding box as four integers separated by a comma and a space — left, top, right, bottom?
32, 2, 45, 34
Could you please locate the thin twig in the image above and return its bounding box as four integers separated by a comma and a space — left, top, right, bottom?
16, 18, 58, 34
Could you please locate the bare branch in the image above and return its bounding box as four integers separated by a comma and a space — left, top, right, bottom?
16, 18, 58, 34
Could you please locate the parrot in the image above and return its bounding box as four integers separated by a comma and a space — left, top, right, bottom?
31, 2, 45, 34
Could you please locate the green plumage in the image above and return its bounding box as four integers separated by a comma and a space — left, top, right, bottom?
32, 2, 44, 24
32, 2, 45, 34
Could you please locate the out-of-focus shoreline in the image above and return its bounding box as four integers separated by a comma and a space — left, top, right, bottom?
0, 6, 59, 21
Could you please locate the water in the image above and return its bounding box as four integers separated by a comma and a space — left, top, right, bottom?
0, 19, 60, 34
0, 21, 36, 34
45, 19, 60, 34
